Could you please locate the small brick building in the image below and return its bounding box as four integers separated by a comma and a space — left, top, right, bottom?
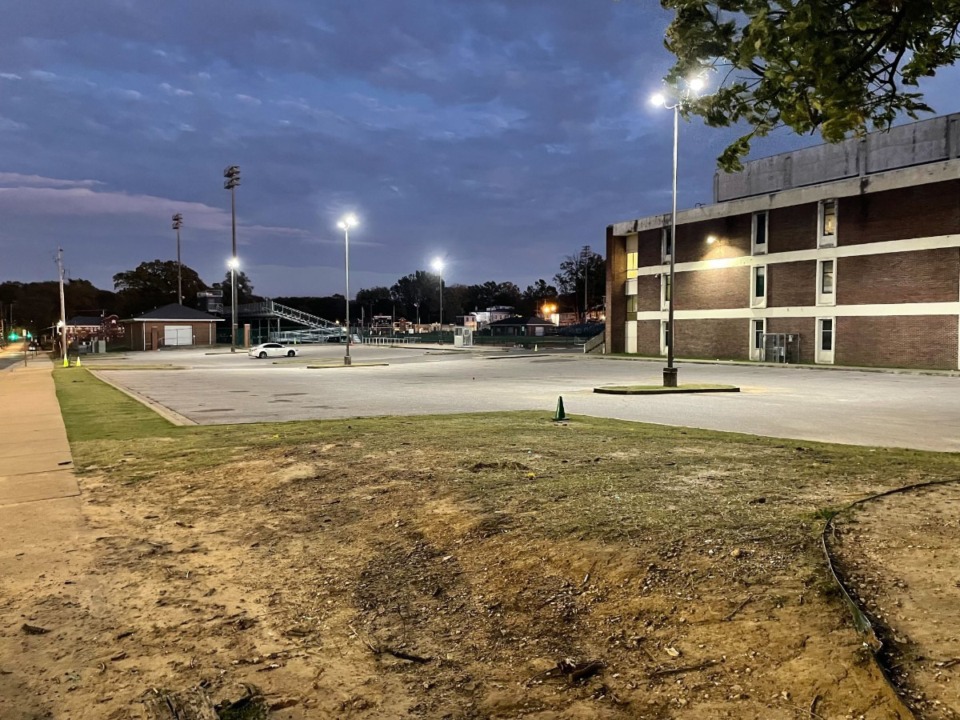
606, 113, 960, 371
125, 304, 223, 351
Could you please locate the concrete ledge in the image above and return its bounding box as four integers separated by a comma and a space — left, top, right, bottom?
89, 370, 197, 426
305, 363, 389, 369
594, 384, 741, 395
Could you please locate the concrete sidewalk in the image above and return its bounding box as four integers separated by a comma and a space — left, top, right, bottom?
0, 351, 83, 590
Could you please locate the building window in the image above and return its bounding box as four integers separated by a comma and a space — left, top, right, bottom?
819, 199, 837, 246
820, 319, 833, 350
816, 317, 835, 364
661, 274, 672, 310
626, 295, 637, 313
661, 227, 672, 262
752, 265, 767, 307
751, 318, 765, 361
752, 211, 768, 255
626, 251, 638, 279
660, 320, 670, 356
818, 259, 836, 305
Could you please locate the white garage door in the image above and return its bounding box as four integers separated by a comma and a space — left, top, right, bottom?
164, 325, 193, 346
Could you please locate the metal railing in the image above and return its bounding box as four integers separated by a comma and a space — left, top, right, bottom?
583, 331, 605, 354
361, 336, 421, 345
237, 300, 340, 330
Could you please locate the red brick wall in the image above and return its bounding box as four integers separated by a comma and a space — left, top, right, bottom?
676, 267, 749, 310
767, 317, 816, 364
606, 228, 626, 353
676, 214, 751, 263
841, 180, 960, 246
768, 261, 816, 307
769, 203, 817, 253
638, 229, 661, 267
637, 276, 660, 311
836, 316, 959, 369
838, 248, 960, 305
637, 320, 661, 356
676, 318, 748, 360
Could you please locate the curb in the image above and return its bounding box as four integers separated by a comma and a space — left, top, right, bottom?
593, 386, 740, 395
88, 370, 197, 426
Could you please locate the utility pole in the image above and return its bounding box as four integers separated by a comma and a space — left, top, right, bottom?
172, 213, 184, 304
584, 252, 589, 323
57, 248, 67, 366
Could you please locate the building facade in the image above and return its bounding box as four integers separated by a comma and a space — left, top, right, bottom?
606, 114, 960, 371
124, 304, 222, 351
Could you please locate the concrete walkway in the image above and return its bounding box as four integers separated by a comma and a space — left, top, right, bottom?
0, 350, 83, 599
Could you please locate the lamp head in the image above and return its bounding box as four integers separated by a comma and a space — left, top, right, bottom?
227, 257, 240, 270
338, 213, 359, 231
650, 92, 666, 107
431, 258, 444, 274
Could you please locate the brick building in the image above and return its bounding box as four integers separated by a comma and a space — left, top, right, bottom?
605, 114, 960, 371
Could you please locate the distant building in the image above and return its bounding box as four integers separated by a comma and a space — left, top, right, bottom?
65, 314, 124, 345
461, 306, 516, 331
605, 113, 960, 370
124, 303, 223, 351
490, 316, 556, 338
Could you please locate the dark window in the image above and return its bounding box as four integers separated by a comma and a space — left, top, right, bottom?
820, 319, 833, 351
754, 212, 767, 248
754, 267, 766, 298
753, 320, 764, 349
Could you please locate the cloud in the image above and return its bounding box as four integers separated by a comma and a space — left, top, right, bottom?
29, 70, 58, 82
0, 173, 103, 188
0, 73, 21, 80
0, 182, 310, 242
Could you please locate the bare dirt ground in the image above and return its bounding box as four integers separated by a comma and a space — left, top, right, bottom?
6, 403, 952, 719
830, 481, 960, 719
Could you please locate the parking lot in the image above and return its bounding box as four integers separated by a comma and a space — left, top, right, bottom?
87, 345, 960, 451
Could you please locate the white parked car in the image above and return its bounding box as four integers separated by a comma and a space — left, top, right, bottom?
248, 342, 298, 359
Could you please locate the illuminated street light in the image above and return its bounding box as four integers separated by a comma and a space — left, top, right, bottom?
650, 74, 706, 387
431, 258, 444, 346
338, 213, 359, 365
223, 165, 241, 352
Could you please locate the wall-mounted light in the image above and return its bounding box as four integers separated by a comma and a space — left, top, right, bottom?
706, 235, 718, 245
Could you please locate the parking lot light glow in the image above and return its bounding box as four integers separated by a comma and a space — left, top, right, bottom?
432, 258, 444, 345
339, 214, 360, 365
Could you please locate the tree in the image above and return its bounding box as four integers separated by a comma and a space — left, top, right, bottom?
114, 260, 206, 315
521, 279, 558, 315
662, 1, 960, 170
553, 246, 605, 322
391, 271, 438, 321
356, 286, 393, 318
219, 270, 257, 306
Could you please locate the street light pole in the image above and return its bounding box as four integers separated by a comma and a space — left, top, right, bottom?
651, 76, 704, 388
665, 102, 679, 387
432, 258, 444, 346
172, 213, 183, 304
223, 165, 241, 352
338, 214, 359, 366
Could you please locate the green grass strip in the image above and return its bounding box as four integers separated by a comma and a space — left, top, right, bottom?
53, 367, 179, 443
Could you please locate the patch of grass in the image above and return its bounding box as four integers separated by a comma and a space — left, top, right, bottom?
53, 368, 179, 443
53, 369, 959, 548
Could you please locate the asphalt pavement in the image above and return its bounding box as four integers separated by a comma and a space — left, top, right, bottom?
86, 345, 960, 452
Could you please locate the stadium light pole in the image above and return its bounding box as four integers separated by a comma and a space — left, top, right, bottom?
172, 213, 183, 304
431, 258, 444, 346
338, 214, 359, 365
651, 75, 705, 388
223, 165, 241, 352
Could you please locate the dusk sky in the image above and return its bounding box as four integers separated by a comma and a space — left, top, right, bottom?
2, 1, 959, 299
